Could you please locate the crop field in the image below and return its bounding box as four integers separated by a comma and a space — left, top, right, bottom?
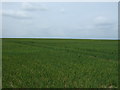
2, 38, 118, 88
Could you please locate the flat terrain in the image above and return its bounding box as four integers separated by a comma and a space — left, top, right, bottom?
2, 38, 118, 88
0, 38, 2, 89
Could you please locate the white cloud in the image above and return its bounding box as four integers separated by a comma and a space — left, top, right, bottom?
60, 8, 65, 13
94, 16, 107, 23
21, 2, 48, 11
0, 10, 2, 38
94, 16, 112, 25
2, 3, 48, 19
2, 10, 30, 19
94, 16, 114, 29
39, 4, 48, 11
22, 2, 34, 11
0, 10, 2, 15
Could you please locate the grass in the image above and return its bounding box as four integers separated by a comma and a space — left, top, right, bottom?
0, 38, 2, 89
2, 38, 118, 88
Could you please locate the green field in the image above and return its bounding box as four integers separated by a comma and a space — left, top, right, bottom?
2, 38, 118, 88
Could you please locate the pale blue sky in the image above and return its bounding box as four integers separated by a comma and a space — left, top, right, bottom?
2, 2, 118, 39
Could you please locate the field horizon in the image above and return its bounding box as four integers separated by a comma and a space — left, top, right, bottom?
1, 38, 119, 40
2, 1, 118, 88
2, 38, 118, 88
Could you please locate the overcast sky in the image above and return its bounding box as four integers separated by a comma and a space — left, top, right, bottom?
2, 2, 118, 39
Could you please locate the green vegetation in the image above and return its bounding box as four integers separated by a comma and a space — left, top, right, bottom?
0, 38, 2, 89
2, 38, 118, 88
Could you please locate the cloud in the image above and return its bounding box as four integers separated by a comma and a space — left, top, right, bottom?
2, 10, 30, 19
60, 8, 65, 13
2, 3, 48, 19
0, 10, 2, 15
94, 16, 114, 29
21, 2, 48, 11
94, 16, 108, 24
